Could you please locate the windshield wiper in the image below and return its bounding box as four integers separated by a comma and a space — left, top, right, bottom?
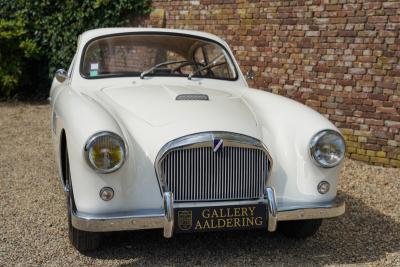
187, 54, 225, 80
140, 60, 187, 79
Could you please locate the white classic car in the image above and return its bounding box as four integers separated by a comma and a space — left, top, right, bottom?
50, 28, 345, 251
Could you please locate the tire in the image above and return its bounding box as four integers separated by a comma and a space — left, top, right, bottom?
278, 219, 322, 239
65, 147, 101, 251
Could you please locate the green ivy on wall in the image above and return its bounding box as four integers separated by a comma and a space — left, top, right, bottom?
0, 0, 152, 100
0, 19, 39, 98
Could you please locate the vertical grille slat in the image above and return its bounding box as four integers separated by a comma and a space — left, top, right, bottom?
160, 145, 269, 202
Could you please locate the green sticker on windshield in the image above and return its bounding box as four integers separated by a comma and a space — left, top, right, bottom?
90, 70, 98, 77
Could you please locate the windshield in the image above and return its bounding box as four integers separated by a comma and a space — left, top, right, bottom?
81, 34, 237, 80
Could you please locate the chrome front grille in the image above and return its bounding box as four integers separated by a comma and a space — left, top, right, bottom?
157, 133, 270, 202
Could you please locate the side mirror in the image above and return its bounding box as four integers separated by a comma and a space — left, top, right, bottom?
246, 69, 255, 80
55, 69, 68, 83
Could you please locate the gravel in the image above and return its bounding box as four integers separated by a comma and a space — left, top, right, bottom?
0, 103, 399, 266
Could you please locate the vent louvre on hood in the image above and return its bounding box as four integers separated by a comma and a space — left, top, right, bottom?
176, 94, 209, 101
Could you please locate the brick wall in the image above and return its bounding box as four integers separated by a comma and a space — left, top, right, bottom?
134, 0, 400, 167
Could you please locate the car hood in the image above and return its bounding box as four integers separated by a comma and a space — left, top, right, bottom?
93, 83, 262, 157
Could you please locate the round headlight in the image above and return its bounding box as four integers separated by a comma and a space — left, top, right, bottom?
309, 130, 345, 168
85, 132, 126, 173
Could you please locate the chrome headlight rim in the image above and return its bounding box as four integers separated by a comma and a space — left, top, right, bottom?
309, 129, 346, 168
84, 131, 127, 173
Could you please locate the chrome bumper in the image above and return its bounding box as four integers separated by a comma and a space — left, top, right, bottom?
71, 188, 345, 237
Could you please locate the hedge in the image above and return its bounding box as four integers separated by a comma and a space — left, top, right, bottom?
0, 0, 152, 100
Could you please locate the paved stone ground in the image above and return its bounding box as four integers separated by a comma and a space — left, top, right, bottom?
0, 103, 399, 266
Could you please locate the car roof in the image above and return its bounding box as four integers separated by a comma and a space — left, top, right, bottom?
78, 27, 227, 47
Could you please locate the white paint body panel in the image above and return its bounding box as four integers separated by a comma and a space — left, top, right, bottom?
50, 28, 343, 216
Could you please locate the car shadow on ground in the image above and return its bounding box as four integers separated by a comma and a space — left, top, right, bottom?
83, 192, 400, 266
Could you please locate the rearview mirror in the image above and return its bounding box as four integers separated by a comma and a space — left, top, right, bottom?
55, 69, 68, 83
246, 69, 255, 80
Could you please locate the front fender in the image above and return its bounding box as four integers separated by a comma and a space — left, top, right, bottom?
243, 88, 343, 210
52, 87, 162, 214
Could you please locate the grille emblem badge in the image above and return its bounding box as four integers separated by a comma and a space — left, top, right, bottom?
177, 210, 192, 230
213, 139, 224, 152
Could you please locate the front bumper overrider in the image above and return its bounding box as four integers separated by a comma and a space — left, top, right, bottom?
71, 187, 345, 237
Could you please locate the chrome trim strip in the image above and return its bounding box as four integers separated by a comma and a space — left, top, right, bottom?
173, 199, 265, 208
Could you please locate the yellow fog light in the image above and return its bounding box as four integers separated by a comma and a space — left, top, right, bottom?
85, 132, 126, 173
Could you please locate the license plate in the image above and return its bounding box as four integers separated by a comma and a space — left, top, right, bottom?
174, 203, 267, 233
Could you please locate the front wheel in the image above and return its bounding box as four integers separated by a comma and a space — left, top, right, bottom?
66, 147, 101, 251
278, 219, 322, 239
